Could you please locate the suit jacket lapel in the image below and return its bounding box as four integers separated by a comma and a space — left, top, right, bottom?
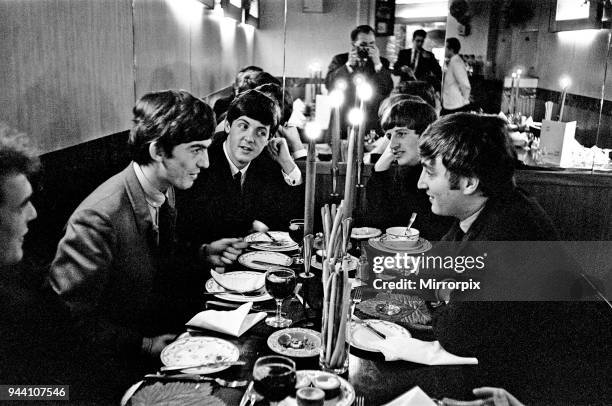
123, 163, 155, 239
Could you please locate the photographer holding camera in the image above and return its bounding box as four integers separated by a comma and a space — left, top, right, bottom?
325, 25, 393, 136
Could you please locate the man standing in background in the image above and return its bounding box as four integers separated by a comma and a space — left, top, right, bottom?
441, 37, 471, 115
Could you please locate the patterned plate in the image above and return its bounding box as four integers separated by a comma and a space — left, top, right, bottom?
351, 227, 382, 240
205, 277, 273, 303
160, 336, 240, 375
238, 251, 293, 270
356, 293, 433, 331
310, 254, 358, 271
267, 328, 321, 358
349, 319, 411, 352
368, 237, 432, 254
210, 270, 265, 293
278, 370, 355, 406
245, 231, 299, 252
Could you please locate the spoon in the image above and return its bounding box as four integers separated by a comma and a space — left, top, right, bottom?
405, 212, 417, 236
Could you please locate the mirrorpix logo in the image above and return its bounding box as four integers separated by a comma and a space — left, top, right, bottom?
371, 252, 488, 275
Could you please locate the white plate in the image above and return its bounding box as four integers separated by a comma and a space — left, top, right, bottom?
245, 231, 299, 252
279, 370, 355, 406
239, 251, 293, 270
369, 237, 432, 254
160, 336, 240, 374
351, 227, 382, 240
349, 319, 411, 352
205, 276, 273, 302
267, 328, 321, 358
310, 254, 358, 271
211, 270, 265, 292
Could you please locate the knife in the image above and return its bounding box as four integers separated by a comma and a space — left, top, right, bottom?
251, 260, 293, 268
160, 360, 246, 372
144, 374, 248, 387
204, 301, 277, 313
353, 316, 387, 340
239, 381, 254, 406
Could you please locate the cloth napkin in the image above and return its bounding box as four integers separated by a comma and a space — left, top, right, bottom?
373, 336, 478, 365
185, 302, 266, 337
383, 386, 437, 406
210, 270, 264, 293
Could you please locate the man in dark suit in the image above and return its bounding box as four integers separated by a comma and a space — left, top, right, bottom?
394, 29, 442, 92
50, 90, 247, 380
178, 89, 304, 247
325, 25, 393, 135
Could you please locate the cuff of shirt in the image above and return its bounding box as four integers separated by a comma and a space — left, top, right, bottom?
282, 164, 303, 186
345, 62, 354, 73
292, 148, 307, 160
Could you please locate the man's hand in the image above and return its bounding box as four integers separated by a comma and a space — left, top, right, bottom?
442, 387, 524, 406
374, 140, 395, 172
400, 65, 417, 80
347, 46, 360, 68
201, 238, 249, 267
368, 44, 382, 66
142, 334, 176, 357
267, 137, 297, 174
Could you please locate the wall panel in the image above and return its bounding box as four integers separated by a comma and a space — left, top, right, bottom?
0, 0, 134, 153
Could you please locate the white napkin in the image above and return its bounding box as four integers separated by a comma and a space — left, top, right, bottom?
373, 336, 478, 365
211, 270, 265, 293
185, 302, 266, 337
287, 99, 307, 128
383, 386, 437, 406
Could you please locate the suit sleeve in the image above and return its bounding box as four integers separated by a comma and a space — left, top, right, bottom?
375, 58, 394, 97
325, 55, 351, 91
393, 50, 407, 77
49, 210, 143, 359
364, 170, 392, 230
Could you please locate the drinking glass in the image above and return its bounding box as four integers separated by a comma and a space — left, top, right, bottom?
375, 268, 402, 316
265, 267, 297, 328
253, 355, 297, 405
288, 219, 305, 264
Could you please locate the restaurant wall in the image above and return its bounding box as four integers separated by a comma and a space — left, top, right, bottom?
0, 0, 256, 154
446, 0, 493, 58
255, 0, 374, 78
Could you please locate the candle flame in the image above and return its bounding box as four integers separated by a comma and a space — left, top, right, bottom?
512, 72, 517, 78
516, 69, 522, 75
329, 89, 345, 108
309, 62, 322, 72
348, 108, 363, 126
356, 81, 373, 101
335, 79, 348, 91
305, 121, 321, 141
560, 76, 571, 89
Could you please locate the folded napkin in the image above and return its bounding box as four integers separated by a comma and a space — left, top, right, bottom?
373, 337, 478, 365
383, 386, 437, 406
186, 302, 266, 337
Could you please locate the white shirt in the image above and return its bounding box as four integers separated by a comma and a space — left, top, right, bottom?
442, 54, 471, 110
459, 205, 485, 234
222, 140, 303, 186
133, 162, 173, 229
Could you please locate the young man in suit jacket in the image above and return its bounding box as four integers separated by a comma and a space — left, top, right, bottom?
393, 29, 442, 92
50, 91, 247, 386
178, 89, 304, 248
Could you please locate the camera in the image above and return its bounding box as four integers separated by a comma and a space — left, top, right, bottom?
356, 43, 370, 60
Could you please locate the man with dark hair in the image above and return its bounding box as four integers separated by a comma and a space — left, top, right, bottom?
325, 25, 393, 135
50, 90, 242, 375
392, 80, 437, 108
213, 65, 263, 119
393, 29, 442, 91
0, 128, 39, 266
178, 89, 303, 246
365, 100, 450, 238
441, 37, 471, 115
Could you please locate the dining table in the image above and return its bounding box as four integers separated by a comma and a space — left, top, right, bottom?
124, 242, 612, 406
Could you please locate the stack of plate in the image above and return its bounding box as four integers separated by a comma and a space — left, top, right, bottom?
244, 231, 299, 252
368, 236, 432, 255
205, 270, 272, 303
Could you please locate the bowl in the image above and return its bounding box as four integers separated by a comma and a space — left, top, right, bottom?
383, 227, 420, 249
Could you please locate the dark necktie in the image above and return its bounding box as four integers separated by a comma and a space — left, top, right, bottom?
158, 200, 175, 254
233, 172, 242, 194
455, 226, 465, 242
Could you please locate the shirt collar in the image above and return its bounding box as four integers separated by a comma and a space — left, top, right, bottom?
459, 205, 485, 234
223, 139, 251, 177
133, 162, 167, 208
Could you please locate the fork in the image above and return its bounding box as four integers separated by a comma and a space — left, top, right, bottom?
354, 395, 365, 406
351, 286, 363, 312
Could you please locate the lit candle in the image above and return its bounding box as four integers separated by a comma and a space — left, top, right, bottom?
329, 86, 345, 199
344, 108, 363, 220
355, 79, 372, 186
559, 76, 571, 122
304, 121, 320, 236
514, 69, 522, 115
509, 72, 516, 115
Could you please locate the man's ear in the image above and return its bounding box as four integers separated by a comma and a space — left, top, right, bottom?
148, 141, 164, 163
224, 120, 230, 134
461, 176, 480, 196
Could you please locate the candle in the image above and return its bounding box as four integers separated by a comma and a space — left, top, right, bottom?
509, 72, 516, 115
514, 69, 522, 115
344, 108, 362, 220
559, 76, 571, 122
304, 122, 320, 236
329, 88, 344, 198
355, 80, 373, 186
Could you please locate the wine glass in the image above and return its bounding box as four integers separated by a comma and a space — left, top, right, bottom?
375, 268, 402, 316
253, 355, 297, 405
265, 267, 297, 328
288, 219, 305, 264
